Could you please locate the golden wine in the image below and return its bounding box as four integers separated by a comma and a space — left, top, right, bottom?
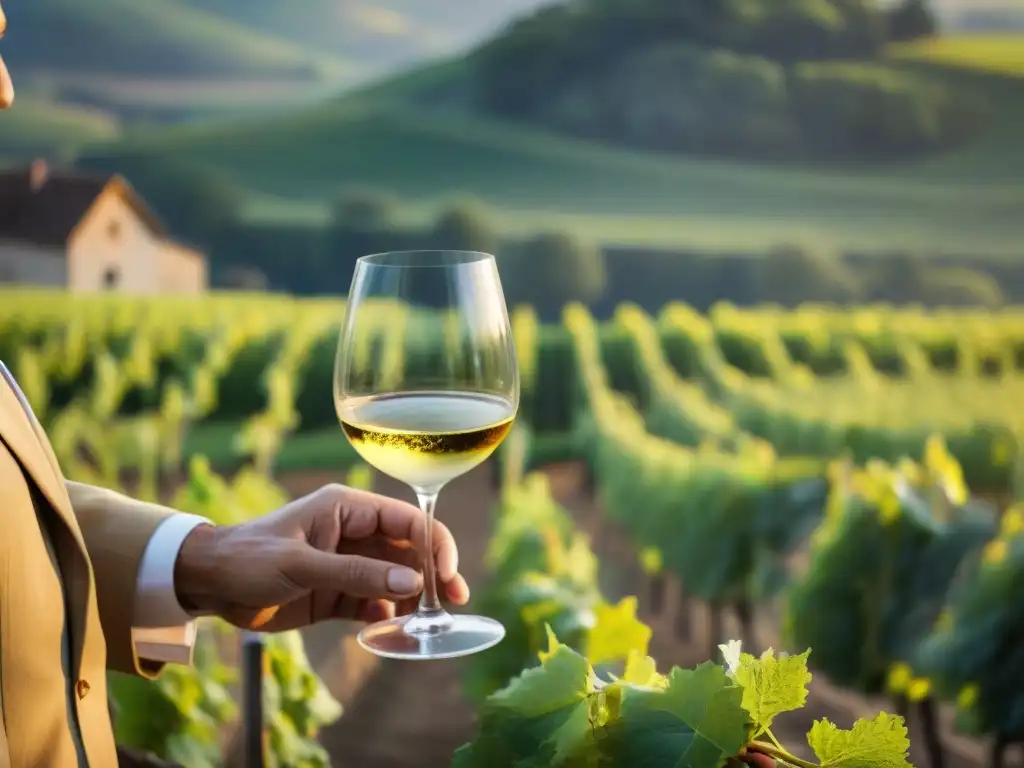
337, 391, 516, 489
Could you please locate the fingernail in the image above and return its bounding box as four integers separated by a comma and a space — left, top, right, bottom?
386, 567, 420, 595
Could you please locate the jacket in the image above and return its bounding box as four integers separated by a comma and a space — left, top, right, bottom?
1, 364, 200, 767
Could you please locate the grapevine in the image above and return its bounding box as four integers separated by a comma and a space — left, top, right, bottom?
459, 428, 913, 768
6, 289, 1024, 764
457, 634, 913, 768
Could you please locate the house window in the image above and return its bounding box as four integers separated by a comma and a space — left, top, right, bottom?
102, 266, 120, 290
107, 221, 121, 240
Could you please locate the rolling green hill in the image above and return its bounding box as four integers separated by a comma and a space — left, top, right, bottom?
0, 0, 361, 155
178, 0, 550, 70
888, 34, 1024, 75
1, 0, 345, 80
53, 0, 1024, 258
0, 98, 121, 163
95, 52, 1024, 256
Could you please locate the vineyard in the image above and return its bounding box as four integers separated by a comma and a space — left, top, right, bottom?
3, 288, 1024, 767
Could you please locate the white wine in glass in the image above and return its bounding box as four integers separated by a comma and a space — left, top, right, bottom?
334, 250, 519, 660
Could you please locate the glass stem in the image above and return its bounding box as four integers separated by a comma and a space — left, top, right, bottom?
416, 491, 442, 615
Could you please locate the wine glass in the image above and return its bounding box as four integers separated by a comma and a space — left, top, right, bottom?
334, 250, 519, 660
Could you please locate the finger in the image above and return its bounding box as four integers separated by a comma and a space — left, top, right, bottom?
355, 599, 395, 623
338, 535, 421, 569
391, 572, 470, 617
335, 537, 469, 608
394, 595, 420, 616
341, 535, 468, 591
324, 592, 372, 623
287, 546, 423, 601
327, 486, 460, 581
445, 573, 470, 605
742, 752, 776, 768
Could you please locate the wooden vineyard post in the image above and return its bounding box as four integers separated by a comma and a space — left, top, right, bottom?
983, 737, 1015, 768
708, 601, 724, 662
241, 631, 265, 768
674, 587, 692, 641
647, 572, 666, 616
583, 459, 597, 500
917, 696, 945, 768
625, 555, 643, 598
988, 736, 1006, 768
733, 596, 757, 652
892, 693, 910, 724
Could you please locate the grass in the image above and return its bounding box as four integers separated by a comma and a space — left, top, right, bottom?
74, 40, 1024, 256
18, 73, 361, 128
0, 0, 363, 139
4, 0, 345, 80
0, 97, 121, 163
158, 89, 1024, 255
888, 34, 1024, 77
178, 0, 549, 68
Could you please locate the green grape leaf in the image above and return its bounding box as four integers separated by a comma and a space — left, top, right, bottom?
451, 735, 519, 768
620, 650, 668, 690
604, 650, 669, 726
585, 597, 652, 665
166, 738, 217, 768
452, 739, 557, 768
807, 713, 912, 768
601, 661, 749, 768
734, 647, 812, 732
483, 641, 597, 765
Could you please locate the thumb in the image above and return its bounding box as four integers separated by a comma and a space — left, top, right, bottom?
287, 546, 424, 600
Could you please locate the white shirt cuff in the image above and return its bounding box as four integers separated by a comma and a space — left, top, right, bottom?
131, 513, 212, 665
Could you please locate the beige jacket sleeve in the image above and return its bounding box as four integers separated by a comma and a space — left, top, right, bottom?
66, 481, 179, 679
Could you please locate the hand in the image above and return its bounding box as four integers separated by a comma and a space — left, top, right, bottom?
732, 750, 776, 768
728, 758, 774, 767
173, 484, 470, 631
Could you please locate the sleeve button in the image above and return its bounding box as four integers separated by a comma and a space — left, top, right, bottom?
76, 679, 91, 699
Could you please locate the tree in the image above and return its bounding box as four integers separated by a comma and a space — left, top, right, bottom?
919, 267, 1003, 308
886, 0, 937, 42
758, 241, 860, 306
502, 231, 606, 316
216, 265, 269, 291
327, 187, 408, 290
430, 198, 499, 254
330, 187, 399, 231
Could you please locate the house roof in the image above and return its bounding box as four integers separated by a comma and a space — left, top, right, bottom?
0, 160, 168, 247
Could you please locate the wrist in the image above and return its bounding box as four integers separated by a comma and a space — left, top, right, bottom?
174, 523, 223, 616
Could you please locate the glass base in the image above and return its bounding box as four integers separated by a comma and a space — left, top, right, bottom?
357, 610, 506, 660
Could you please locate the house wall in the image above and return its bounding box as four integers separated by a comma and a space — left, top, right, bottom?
0, 183, 209, 294
66, 188, 165, 293
159, 242, 207, 294
0, 241, 66, 286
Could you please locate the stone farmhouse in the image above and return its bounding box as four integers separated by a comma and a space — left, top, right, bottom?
0, 159, 207, 293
